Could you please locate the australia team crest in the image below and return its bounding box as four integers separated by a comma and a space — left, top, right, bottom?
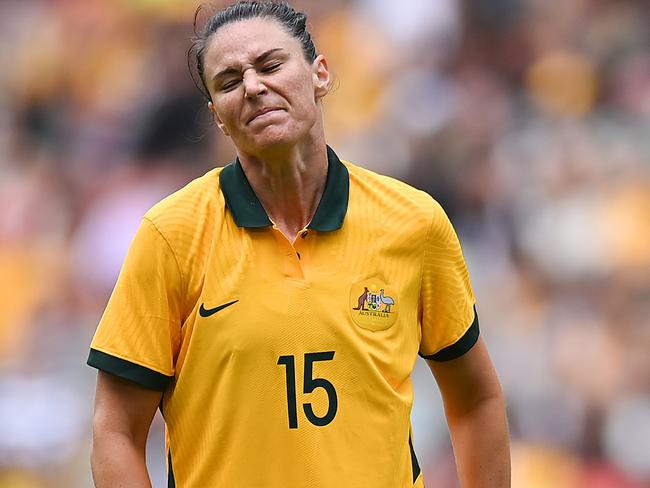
349, 279, 398, 331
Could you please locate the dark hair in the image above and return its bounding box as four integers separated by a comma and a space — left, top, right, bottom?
188, 1, 318, 102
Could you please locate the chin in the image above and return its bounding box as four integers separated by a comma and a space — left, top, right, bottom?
248, 128, 303, 150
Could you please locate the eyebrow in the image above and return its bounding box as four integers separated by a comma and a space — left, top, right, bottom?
211, 48, 287, 81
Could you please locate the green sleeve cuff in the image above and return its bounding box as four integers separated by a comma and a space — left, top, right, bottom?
420, 306, 480, 361
87, 348, 172, 391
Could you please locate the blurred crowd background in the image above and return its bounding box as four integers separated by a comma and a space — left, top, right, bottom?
0, 0, 649, 486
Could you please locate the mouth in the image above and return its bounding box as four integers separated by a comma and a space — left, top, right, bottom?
247, 107, 284, 124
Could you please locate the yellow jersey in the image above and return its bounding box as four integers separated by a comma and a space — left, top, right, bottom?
88, 146, 478, 487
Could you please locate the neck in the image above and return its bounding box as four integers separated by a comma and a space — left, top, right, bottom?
237, 137, 328, 241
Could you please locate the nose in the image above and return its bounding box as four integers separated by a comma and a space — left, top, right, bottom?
243, 69, 267, 99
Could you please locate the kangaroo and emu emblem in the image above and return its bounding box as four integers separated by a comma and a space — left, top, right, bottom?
353, 287, 394, 313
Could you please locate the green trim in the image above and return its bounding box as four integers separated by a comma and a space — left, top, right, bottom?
420, 306, 480, 361
87, 349, 172, 391
168, 450, 176, 488
219, 145, 349, 231
409, 432, 421, 484
219, 158, 272, 228
307, 146, 349, 231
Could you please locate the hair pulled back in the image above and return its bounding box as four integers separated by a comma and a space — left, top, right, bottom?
188, 1, 318, 102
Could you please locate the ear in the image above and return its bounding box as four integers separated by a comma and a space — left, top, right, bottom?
312, 54, 331, 99
208, 101, 230, 137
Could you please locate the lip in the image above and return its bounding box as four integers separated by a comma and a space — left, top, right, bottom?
246, 107, 284, 124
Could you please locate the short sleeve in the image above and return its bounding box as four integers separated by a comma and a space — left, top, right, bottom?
87, 217, 183, 390
419, 201, 479, 361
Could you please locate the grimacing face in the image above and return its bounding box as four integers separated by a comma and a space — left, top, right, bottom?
203, 18, 331, 154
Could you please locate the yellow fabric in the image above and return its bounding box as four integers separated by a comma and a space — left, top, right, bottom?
90, 159, 475, 487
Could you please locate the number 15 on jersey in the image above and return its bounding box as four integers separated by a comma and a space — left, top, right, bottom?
277, 351, 338, 429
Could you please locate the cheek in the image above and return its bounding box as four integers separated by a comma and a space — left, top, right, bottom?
286, 78, 318, 114
213, 96, 239, 124
278, 67, 316, 101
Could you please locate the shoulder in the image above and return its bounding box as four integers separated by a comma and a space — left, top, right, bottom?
343, 160, 444, 231
135, 167, 226, 304
143, 167, 223, 233
137, 167, 225, 277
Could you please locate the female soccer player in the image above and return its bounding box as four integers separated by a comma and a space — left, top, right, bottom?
88, 2, 510, 486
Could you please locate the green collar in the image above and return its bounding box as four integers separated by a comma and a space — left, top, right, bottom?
219, 146, 349, 231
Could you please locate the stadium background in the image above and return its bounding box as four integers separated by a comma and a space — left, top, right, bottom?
0, 0, 649, 486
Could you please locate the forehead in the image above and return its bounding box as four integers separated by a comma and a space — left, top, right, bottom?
203, 17, 304, 72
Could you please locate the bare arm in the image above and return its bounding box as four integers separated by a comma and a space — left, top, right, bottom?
91, 371, 162, 488
427, 338, 511, 487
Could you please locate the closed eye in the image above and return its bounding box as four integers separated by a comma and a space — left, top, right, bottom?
261, 63, 281, 73
221, 79, 241, 91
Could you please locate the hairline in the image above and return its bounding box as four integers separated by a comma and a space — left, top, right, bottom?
202, 14, 316, 64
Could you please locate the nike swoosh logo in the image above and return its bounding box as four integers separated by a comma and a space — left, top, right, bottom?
199, 300, 239, 317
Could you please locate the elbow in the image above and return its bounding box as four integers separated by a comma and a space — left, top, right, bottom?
91, 408, 146, 460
